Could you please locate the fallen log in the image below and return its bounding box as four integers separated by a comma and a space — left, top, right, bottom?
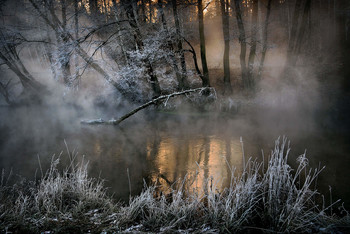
81, 87, 215, 125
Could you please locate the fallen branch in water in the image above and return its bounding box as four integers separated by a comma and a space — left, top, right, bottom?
81, 87, 215, 125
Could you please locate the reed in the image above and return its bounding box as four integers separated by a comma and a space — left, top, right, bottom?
1, 137, 349, 233
0, 153, 115, 233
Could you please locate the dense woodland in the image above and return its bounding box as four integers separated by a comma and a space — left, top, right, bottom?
0, 0, 349, 108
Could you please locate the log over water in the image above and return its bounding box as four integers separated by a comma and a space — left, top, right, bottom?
81, 87, 216, 125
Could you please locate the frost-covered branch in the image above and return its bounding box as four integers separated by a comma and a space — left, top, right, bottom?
81, 87, 215, 125
29, 0, 132, 99
77, 20, 129, 44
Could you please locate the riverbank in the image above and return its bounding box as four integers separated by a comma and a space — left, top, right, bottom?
1, 138, 349, 233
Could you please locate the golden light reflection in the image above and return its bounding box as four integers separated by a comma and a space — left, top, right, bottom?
94, 139, 102, 156
149, 136, 244, 195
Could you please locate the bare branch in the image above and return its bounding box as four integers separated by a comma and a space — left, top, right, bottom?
81, 87, 215, 125
77, 20, 129, 44
29, 0, 132, 100
182, 37, 204, 80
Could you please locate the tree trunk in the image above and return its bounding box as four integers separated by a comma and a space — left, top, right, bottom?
284, 0, 311, 80
183, 38, 205, 82
247, 0, 258, 90
172, 0, 188, 89
158, 0, 182, 90
140, 0, 146, 23
148, 0, 153, 23
220, 0, 231, 94
292, 0, 312, 66
112, 0, 129, 66
215, 0, 221, 17
74, 0, 80, 88
198, 0, 211, 87
43, 21, 58, 81
89, 0, 98, 16
258, 0, 273, 80
29, 0, 145, 102
122, 0, 161, 96
233, 0, 248, 89
0, 51, 46, 97
286, 0, 292, 42
286, 0, 302, 67
60, 0, 71, 86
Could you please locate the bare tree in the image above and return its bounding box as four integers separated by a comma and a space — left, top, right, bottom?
140, 0, 147, 23
286, 0, 303, 67
293, 0, 312, 66
0, 32, 47, 101
121, 0, 161, 96
29, 0, 142, 101
285, 0, 312, 72
157, 0, 183, 90
89, 0, 98, 16
183, 37, 205, 82
198, 0, 211, 87
111, 0, 130, 66
233, 0, 248, 89
73, 0, 80, 88
247, 0, 258, 90
172, 0, 188, 90
59, 0, 72, 86
220, 0, 231, 94
147, 0, 154, 23
258, 0, 273, 80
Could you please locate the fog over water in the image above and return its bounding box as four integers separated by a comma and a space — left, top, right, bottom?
1, 82, 350, 209
0, 0, 350, 214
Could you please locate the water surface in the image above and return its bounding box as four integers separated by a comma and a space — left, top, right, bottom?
0, 104, 349, 209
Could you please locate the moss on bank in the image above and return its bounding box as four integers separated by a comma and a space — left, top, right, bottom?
1, 138, 349, 233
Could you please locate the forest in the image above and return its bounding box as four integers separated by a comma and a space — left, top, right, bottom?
1, 0, 350, 232
0, 0, 347, 106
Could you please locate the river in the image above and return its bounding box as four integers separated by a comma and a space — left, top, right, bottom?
0, 100, 349, 210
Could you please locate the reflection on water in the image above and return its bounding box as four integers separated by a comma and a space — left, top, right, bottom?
0, 106, 350, 209
148, 136, 243, 194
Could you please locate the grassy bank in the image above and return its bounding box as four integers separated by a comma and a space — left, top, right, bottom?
1, 138, 349, 233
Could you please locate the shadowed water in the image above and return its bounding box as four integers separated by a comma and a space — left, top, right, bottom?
0, 103, 350, 210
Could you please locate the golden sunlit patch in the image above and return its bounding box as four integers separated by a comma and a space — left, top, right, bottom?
80, 0, 114, 14
149, 136, 243, 194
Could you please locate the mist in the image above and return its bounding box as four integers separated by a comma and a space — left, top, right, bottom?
1, 0, 350, 231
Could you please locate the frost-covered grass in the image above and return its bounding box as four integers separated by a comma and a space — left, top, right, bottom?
116, 138, 350, 233
0, 154, 116, 233
1, 138, 349, 233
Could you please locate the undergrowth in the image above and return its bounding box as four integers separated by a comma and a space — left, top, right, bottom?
1, 137, 349, 233
0, 152, 115, 233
